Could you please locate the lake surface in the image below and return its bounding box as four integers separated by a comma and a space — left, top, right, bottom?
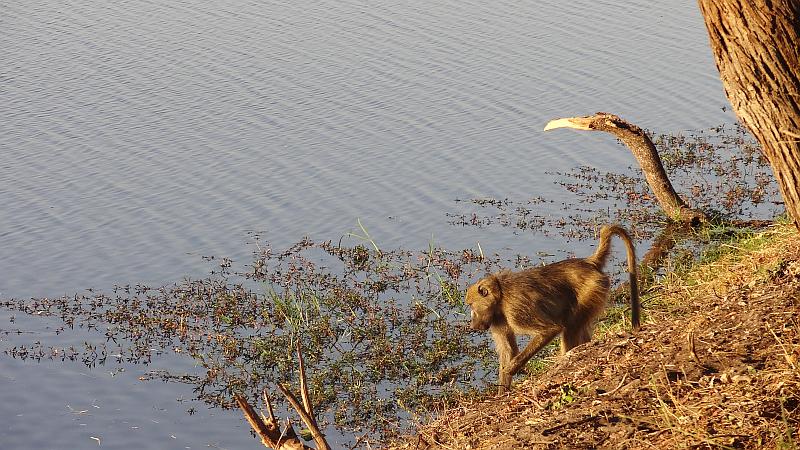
2, 0, 735, 448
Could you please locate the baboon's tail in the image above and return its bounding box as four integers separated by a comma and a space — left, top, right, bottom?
587, 224, 641, 329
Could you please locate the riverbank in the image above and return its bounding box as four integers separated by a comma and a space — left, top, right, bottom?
391, 222, 800, 449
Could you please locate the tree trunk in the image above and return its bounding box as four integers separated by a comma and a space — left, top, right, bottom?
697, 0, 800, 231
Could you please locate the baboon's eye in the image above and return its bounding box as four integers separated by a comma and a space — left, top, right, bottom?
478, 286, 488, 297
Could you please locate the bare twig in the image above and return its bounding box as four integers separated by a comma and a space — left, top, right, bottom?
235, 343, 333, 450
264, 390, 276, 423
599, 373, 629, 396
278, 384, 331, 450
687, 330, 702, 365
296, 341, 316, 427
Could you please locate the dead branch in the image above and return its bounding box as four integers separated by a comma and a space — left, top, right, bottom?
236, 342, 332, 450
294, 340, 327, 449
545, 112, 707, 224
235, 393, 308, 450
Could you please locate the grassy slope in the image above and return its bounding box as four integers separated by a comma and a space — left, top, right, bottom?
391, 223, 800, 449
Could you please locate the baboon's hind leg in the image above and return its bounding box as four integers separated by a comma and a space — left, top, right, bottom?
560, 279, 607, 353
560, 325, 592, 354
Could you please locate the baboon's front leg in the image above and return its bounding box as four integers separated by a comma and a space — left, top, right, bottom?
490, 325, 519, 395
501, 327, 561, 392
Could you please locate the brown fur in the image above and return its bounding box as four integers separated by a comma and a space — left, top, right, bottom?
466, 224, 640, 393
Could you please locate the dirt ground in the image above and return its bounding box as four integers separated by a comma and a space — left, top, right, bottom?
391, 224, 800, 449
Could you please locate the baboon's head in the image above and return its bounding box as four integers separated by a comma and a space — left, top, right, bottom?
465, 274, 503, 331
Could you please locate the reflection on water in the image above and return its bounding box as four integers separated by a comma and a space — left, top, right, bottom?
1, 0, 735, 447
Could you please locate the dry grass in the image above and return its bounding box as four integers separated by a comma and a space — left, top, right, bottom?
389, 223, 800, 449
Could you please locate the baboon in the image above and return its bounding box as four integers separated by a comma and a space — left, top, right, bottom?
466, 224, 640, 394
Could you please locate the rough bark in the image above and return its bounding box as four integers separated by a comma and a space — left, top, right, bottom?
697, 0, 800, 231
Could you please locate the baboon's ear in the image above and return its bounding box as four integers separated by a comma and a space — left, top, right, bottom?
482, 274, 503, 299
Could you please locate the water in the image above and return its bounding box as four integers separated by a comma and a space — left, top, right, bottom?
1, 0, 734, 447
